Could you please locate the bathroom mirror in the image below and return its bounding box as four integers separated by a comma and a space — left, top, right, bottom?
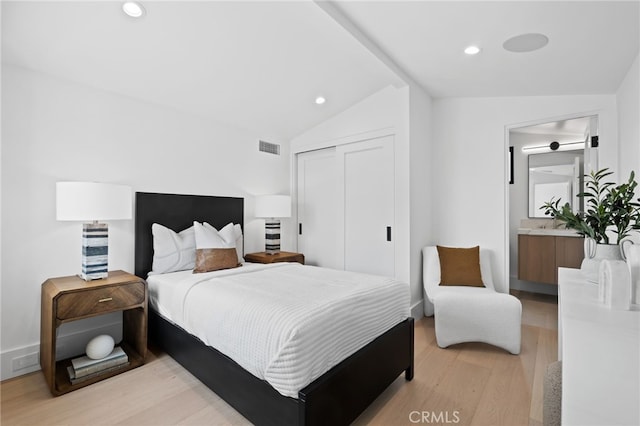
528, 150, 584, 218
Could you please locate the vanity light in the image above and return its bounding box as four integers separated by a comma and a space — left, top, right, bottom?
522, 144, 551, 153
123, 1, 145, 18
522, 141, 585, 153
559, 141, 586, 150
315, 96, 326, 105
464, 45, 481, 55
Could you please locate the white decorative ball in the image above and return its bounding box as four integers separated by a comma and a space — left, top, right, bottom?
86, 334, 115, 360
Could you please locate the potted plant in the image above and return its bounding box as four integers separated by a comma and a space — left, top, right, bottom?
540, 168, 640, 281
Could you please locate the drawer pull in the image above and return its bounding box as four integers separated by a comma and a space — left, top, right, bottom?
98, 297, 113, 303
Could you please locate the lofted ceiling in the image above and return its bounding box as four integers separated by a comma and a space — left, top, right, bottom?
1, 1, 402, 141
2, 1, 639, 141
333, 0, 640, 97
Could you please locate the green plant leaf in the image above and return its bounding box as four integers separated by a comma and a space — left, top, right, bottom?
540, 168, 640, 244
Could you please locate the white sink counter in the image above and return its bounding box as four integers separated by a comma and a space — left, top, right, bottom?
518, 228, 582, 237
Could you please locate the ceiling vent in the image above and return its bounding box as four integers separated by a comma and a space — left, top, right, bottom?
259, 140, 280, 155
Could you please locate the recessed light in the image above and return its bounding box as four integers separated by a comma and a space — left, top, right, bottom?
464, 45, 481, 55
503, 33, 549, 53
123, 2, 145, 18
315, 96, 326, 105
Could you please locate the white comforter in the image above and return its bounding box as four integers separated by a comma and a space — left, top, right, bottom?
147, 262, 410, 398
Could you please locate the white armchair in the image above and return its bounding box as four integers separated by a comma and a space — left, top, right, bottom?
422, 246, 522, 354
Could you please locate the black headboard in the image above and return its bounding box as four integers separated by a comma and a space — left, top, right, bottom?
134, 192, 244, 278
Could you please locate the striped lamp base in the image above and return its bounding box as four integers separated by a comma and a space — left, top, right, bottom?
81, 222, 108, 280
265, 218, 281, 255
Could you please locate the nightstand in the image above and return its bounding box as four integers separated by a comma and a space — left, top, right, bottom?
40, 270, 148, 396
244, 251, 305, 265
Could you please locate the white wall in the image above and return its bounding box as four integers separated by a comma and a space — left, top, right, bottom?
432, 95, 618, 294
616, 53, 640, 248
408, 84, 433, 313
0, 65, 290, 379
290, 85, 429, 315
617, 53, 640, 195
291, 85, 406, 151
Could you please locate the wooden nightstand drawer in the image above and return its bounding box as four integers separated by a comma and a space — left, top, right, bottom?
56, 281, 145, 320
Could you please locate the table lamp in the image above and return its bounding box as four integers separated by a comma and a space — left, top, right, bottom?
56, 182, 132, 280
255, 195, 291, 255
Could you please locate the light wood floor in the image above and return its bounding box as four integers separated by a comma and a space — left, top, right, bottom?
1, 291, 558, 426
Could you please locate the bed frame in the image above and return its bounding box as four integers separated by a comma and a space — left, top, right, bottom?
134, 192, 414, 426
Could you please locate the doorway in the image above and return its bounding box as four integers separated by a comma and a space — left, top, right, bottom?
507, 114, 598, 295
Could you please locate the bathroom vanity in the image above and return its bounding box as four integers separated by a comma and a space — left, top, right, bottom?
518, 229, 584, 285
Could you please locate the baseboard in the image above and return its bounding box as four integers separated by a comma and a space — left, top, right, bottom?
509, 275, 558, 296
410, 299, 424, 319
0, 344, 41, 381
1, 315, 122, 381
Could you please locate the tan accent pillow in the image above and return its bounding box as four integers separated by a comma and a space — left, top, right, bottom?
193, 248, 240, 273
436, 245, 484, 287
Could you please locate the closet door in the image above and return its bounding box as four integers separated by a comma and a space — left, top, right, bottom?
337, 135, 395, 277
296, 148, 339, 268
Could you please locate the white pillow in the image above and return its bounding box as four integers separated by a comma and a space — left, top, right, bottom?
203, 222, 243, 263
233, 224, 244, 263
150, 223, 196, 275
195, 222, 235, 249
217, 222, 237, 247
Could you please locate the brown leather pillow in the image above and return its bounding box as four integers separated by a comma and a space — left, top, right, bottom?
436, 245, 484, 287
193, 248, 240, 273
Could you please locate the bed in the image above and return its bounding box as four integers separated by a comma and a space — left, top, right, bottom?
134, 192, 414, 426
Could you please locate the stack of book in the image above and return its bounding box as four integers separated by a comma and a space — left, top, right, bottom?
67, 346, 129, 384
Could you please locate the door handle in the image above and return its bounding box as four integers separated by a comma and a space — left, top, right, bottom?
387, 226, 392, 242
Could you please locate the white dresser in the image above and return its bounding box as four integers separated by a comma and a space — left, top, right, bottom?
558, 268, 640, 425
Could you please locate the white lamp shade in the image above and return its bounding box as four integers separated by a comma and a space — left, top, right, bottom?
56, 182, 132, 221
255, 195, 291, 218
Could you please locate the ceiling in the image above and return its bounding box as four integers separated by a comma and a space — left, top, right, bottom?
1, 1, 401, 141
2, 1, 639, 141
511, 116, 591, 138
334, 1, 640, 98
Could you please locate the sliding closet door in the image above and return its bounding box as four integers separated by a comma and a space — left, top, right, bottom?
296, 148, 340, 268
337, 136, 395, 277
297, 136, 395, 277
